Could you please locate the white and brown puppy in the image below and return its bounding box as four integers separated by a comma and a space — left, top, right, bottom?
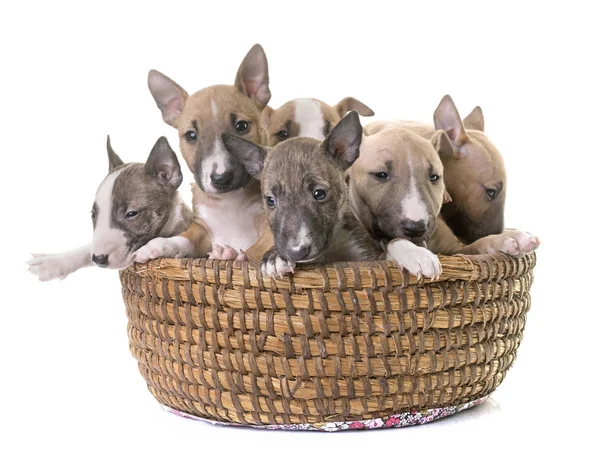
222, 111, 380, 278
28, 137, 191, 281
348, 127, 539, 279
135, 44, 272, 263
365, 95, 506, 243
262, 97, 374, 145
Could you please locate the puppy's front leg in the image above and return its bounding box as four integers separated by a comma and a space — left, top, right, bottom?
430, 218, 540, 256
134, 221, 212, 263
260, 247, 295, 279
28, 244, 93, 281
386, 239, 442, 280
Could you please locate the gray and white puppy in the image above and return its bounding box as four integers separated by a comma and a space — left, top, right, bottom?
222, 111, 380, 278
28, 136, 192, 281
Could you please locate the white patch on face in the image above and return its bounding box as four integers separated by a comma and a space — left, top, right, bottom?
294, 98, 325, 140
290, 223, 311, 252
92, 168, 131, 269
401, 153, 429, 223
211, 99, 218, 118
201, 138, 229, 192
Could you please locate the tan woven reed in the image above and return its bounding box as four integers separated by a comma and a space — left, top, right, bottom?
120, 252, 535, 426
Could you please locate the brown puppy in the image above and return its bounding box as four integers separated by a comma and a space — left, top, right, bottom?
222, 111, 380, 278
135, 44, 272, 263
365, 95, 505, 243
348, 127, 539, 279
262, 97, 374, 145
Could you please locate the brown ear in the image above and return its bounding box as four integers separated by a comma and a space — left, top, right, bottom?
234, 44, 271, 108
443, 189, 452, 204
335, 97, 375, 117
261, 105, 274, 129
148, 70, 188, 126
433, 95, 468, 157
324, 111, 363, 169
430, 130, 456, 159
463, 106, 484, 131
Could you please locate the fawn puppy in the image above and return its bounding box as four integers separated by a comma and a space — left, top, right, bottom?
28, 137, 191, 281
135, 44, 272, 263
365, 95, 506, 243
348, 127, 539, 279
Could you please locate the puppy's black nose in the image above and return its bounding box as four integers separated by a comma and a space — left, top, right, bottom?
210, 171, 234, 187
288, 245, 311, 261
402, 219, 427, 238
92, 254, 109, 267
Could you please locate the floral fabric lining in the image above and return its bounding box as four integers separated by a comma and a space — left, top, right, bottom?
163, 396, 488, 432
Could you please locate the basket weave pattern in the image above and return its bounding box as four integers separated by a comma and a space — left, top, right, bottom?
120, 252, 535, 426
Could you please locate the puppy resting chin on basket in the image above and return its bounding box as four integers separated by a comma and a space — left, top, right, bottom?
28, 137, 192, 281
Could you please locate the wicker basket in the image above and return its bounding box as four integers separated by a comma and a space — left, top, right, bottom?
120, 252, 535, 431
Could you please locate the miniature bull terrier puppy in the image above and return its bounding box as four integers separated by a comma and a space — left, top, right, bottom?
365, 95, 506, 243
262, 97, 374, 145
348, 127, 539, 279
135, 44, 272, 264
222, 111, 380, 278
28, 137, 191, 281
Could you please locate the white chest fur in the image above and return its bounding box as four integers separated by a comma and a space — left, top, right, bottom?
196, 192, 263, 251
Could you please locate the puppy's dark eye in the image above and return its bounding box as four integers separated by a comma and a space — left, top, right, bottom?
235, 120, 249, 133
184, 131, 197, 143
486, 188, 497, 200
91, 209, 96, 220
125, 211, 139, 220
313, 189, 328, 201
276, 130, 289, 140
374, 172, 389, 181
430, 174, 440, 182
265, 196, 276, 208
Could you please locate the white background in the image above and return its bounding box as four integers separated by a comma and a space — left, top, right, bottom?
2, 1, 598, 456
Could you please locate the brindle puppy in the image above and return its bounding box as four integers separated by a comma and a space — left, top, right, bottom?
222, 111, 379, 278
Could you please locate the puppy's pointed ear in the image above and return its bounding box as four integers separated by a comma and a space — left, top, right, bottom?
443, 189, 452, 204
145, 137, 183, 189
431, 130, 456, 159
434, 95, 467, 157
107, 135, 124, 172
234, 44, 271, 108
334, 97, 375, 117
148, 70, 189, 126
324, 110, 363, 169
463, 106, 484, 132
221, 133, 267, 179
261, 105, 274, 129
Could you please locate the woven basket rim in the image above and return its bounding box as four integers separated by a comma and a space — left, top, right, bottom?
125, 252, 536, 290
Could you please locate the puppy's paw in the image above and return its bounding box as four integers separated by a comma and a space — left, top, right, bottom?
28, 253, 75, 281
260, 250, 295, 279
134, 236, 192, 264
477, 230, 540, 257
386, 239, 442, 280
208, 244, 248, 261
504, 229, 540, 254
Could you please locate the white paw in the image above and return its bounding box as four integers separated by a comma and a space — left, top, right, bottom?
503, 229, 540, 254
134, 236, 192, 264
479, 230, 541, 257
261, 253, 295, 279
28, 253, 77, 281
386, 239, 442, 280
208, 244, 248, 261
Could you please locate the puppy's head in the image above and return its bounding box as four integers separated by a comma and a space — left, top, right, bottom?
223, 111, 363, 262
148, 44, 270, 194
262, 97, 374, 145
348, 128, 446, 246
433, 95, 506, 242
91, 136, 183, 269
